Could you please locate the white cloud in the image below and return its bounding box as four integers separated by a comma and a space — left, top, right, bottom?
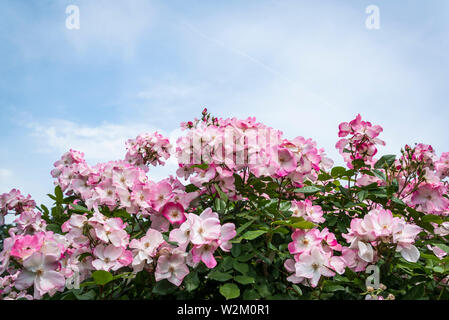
27, 119, 158, 163
25, 119, 184, 183
0, 169, 12, 180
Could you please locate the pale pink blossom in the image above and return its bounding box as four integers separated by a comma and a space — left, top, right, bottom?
15, 253, 66, 299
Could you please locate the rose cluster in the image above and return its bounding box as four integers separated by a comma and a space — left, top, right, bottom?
169, 208, 236, 269
336, 114, 385, 168
50, 149, 197, 222
0, 111, 447, 300
342, 208, 422, 264
0, 189, 36, 225
176, 109, 333, 201
125, 132, 172, 171
285, 228, 345, 287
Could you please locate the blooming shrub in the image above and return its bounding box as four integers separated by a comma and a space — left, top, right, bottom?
0, 109, 448, 300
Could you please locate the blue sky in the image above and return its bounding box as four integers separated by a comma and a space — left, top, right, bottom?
1, 0, 449, 208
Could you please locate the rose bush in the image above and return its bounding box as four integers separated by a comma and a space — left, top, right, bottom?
1, 109, 448, 300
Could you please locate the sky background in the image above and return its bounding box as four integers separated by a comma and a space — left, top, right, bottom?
1, 0, 449, 209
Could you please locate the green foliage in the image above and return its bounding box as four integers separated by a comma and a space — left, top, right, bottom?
219, 283, 240, 299
92, 271, 114, 286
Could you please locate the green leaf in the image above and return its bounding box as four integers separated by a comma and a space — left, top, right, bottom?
233, 261, 249, 274
326, 216, 337, 226
352, 159, 366, 170
433, 266, 444, 273
79, 281, 96, 288
339, 186, 350, 197
291, 220, 316, 229
403, 283, 425, 299
331, 166, 347, 178
40, 204, 50, 216
391, 196, 405, 206
230, 237, 243, 244
234, 275, 255, 285
208, 271, 233, 282
47, 194, 57, 201
324, 284, 345, 292
237, 253, 253, 263
185, 184, 200, 193
214, 198, 227, 214
112, 272, 134, 281
318, 172, 332, 181
422, 215, 443, 225
243, 289, 260, 300
191, 163, 209, 170
292, 284, 302, 296
279, 201, 292, 212
92, 270, 113, 286
420, 253, 441, 261
152, 279, 177, 295
46, 224, 61, 233
241, 230, 267, 240
74, 289, 96, 300
294, 186, 321, 194
235, 219, 256, 236
272, 218, 316, 230
271, 227, 289, 235
374, 155, 396, 169
214, 184, 229, 202
370, 189, 388, 198
70, 204, 91, 213
372, 169, 386, 181
256, 283, 271, 297
357, 190, 367, 202
231, 244, 241, 257
62, 196, 78, 204
344, 202, 357, 209
220, 256, 234, 271
55, 186, 64, 203
113, 209, 132, 220
219, 283, 240, 300
183, 271, 200, 292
